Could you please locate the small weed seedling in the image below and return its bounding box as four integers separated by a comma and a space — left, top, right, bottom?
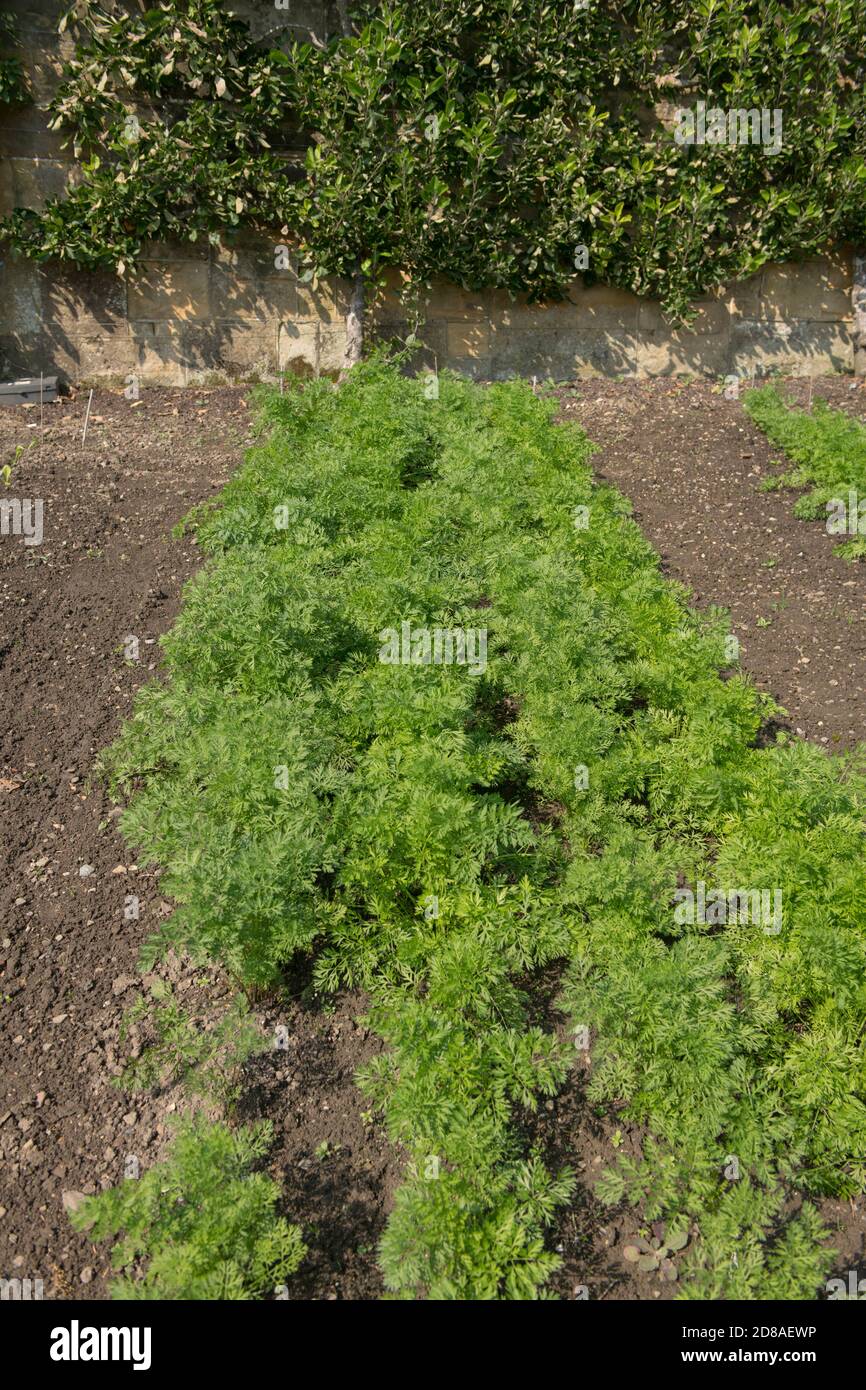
623, 1226, 690, 1281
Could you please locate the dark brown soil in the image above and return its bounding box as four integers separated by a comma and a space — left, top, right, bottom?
236, 982, 398, 1301
0, 386, 399, 1301
531, 1067, 680, 1302
515, 964, 680, 1301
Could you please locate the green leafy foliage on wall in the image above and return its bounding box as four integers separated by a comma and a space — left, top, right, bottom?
0, 9, 28, 106
2, 1, 864, 323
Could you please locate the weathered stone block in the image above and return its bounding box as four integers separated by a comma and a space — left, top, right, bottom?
294, 276, 350, 324
426, 275, 490, 321
15, 52, 67, 105
5, 156, 72, 212
184, 322, 278, 382
75, 334, 138, 384
139, 239, 211, 264
0, 328, 54, 379
374, 320, 448, 370
46, 266, 127, 336
127, 261, 211, 321
759, 256, 852, 323
0, 98, 68, 156
129, 321, 189, 384
0, 253, 44, 334
731, 318, 853, 376
498, 297, 582, 334
279, 321, 320, 377
724, 271, 764, 319
4, 1, 68, 39
0, 162, 13, 218
638, 297, 729, 337
446, 322, 490, 359
631, 330, 730, 378
318, 325, 349, 375
567, 282, 640, 333
211, 252, 299, 323
368, 270, 427, 326
240, 0, 327, 41
448, 356, 492, 381
367, 266, 404, 314
490, 328, 634, 380
131, 317, 279, 384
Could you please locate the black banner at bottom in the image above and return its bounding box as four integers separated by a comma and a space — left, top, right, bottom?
2, 1296, 859, 1377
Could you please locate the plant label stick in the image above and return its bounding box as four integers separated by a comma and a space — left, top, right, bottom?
81, 388, 94, 446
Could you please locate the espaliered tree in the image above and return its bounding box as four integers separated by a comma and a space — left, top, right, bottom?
2, 0, 865, 366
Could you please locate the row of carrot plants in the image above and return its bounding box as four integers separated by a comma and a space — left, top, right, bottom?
745, 384, 866, 560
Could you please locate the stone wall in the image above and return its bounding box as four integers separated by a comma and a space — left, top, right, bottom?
0, 0, 858, 386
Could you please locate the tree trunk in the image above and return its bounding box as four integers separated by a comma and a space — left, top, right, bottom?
854, 253, 866, 377
342, 264, 365, 374
336, 4, 363, 376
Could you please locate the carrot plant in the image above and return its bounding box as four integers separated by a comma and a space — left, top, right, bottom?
99, 360, 866, 1299
72, 1119, 306, 1300
745, 385, 866, 560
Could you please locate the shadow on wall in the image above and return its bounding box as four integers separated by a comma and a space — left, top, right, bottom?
351, 259, 856, 383
0, 242, 856, 387
485, 321, 854, 382
0, 252, 132, 384
0, 235, 352, 384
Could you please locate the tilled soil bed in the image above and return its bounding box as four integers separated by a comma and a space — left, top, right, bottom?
2, 375, 864, 1303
